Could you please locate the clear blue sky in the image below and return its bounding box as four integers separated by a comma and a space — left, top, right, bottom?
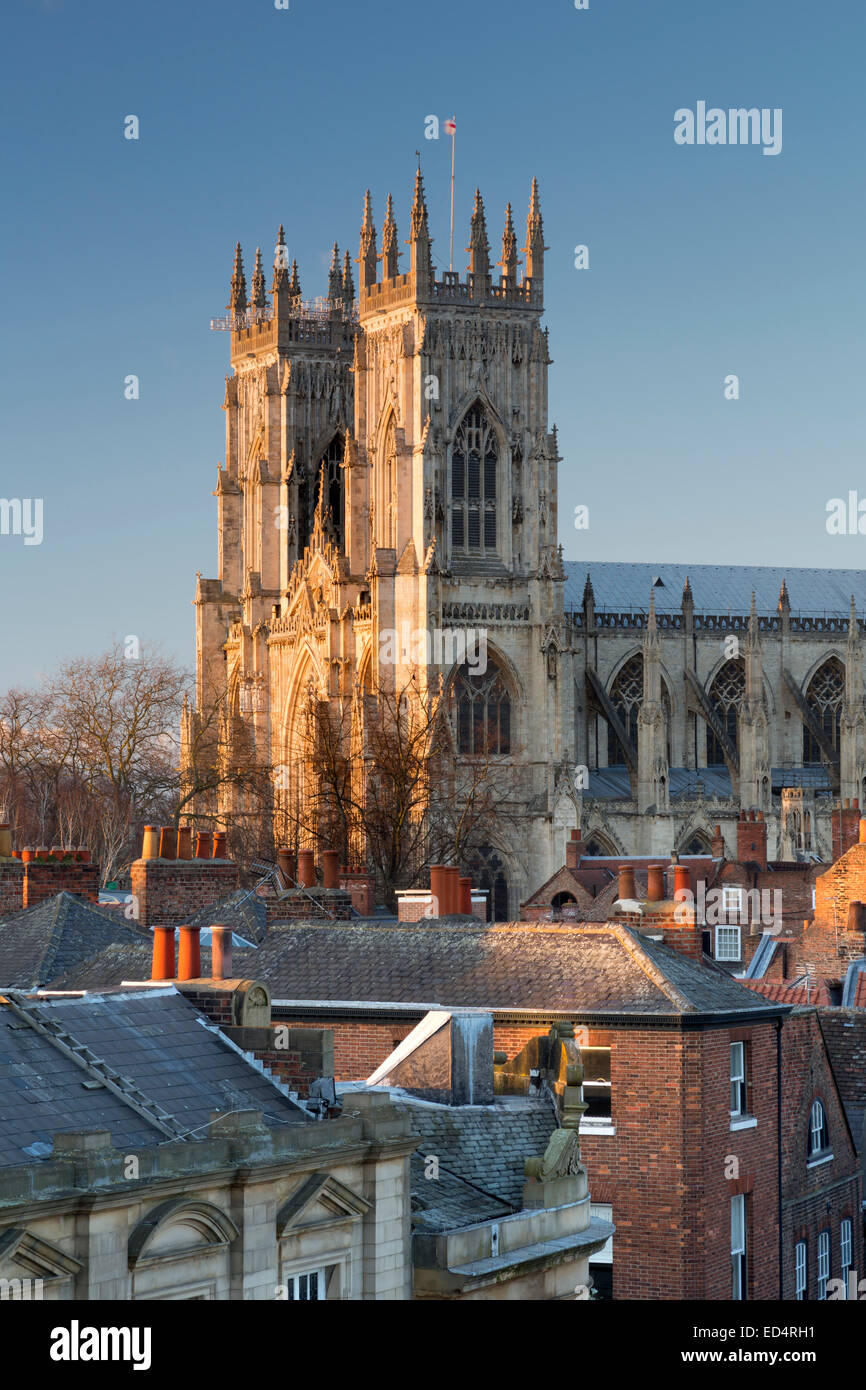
1, 0, 864, 684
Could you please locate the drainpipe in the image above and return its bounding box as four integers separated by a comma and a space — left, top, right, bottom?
776, 1016, 783, 1300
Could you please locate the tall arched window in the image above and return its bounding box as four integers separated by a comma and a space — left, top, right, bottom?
451, 403, 497, 554
382, 416, 397, 549
807, 1099, 830, 1158
452, 660, 511, 755
316, 434, 344, 547
707, 659, 745, 765
803, 659, 844, 764
607, 655, 642, 766
469, 842, 509, 921
606, 655, 671, 766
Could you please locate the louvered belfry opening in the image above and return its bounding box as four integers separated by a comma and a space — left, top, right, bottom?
451, 403, 497, 554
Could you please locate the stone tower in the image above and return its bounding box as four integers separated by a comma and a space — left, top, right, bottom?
185, 173, 568, 915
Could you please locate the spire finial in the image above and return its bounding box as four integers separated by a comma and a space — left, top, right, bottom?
499, 201, 519, 283
381, 194, 399, 278
523, 177, 547, 289
272, 225, 289, 295
328, 242, 343, 301
252, 247, 266, 310
467, 188, 490, 286
411, 167, 430, 238
229, 241, 247, 312
359, 189, 378, 291
342, 248, 355, 312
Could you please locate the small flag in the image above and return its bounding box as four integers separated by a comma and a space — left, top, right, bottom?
444, 118, 456, 135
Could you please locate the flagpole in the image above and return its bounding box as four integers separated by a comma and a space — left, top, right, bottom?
449, 117, 456, 272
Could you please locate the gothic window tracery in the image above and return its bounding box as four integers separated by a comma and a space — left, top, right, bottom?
451, 660, 511, 755
451, 403, 498, 555
803, 658, 844, 764
606, 656, 672, 766
607, 655, 642, 766
706, 659, 745, 765
469, 842, 509, 921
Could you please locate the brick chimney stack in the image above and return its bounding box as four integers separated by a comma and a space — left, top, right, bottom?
565, 827, 585, 871
832, 800, 862, 861
736, 809, 768, 870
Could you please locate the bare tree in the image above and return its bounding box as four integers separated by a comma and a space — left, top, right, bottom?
277, 675, 523, 908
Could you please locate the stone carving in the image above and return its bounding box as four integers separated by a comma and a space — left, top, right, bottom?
524, 1128, 582, 1182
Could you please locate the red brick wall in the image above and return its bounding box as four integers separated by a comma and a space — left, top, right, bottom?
23, 861, 100, 907
494, 1018, 781, 1300
275, 1016, 417, 1079
831, 803, 861, 861
779, 1010, 863, 1300
129, 858, 239, 927
0, 861, 24, 915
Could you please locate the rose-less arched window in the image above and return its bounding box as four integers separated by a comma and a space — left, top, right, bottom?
381, 417, 397, 548
452, 660, 510, 755
451, 403, 497, 554
803, 658, 844, 764
707, 659, 745, 764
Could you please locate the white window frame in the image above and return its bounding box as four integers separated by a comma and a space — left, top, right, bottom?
722, 886, 743, 916
282, 1267, 326, 1301
716, 923, 742, 962
817, 1230, 830, 1300
795, 1241, 807, 1300
731, 1194, 747, 1301
729, 1042, 746, 1117
808, 1099, 829, 1159
841, 1219, 852, 1298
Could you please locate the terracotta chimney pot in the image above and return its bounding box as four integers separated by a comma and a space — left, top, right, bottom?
430, 865, 448, 917
158, 826, 177, 860
177, 924, 202, 981
297, 849, 316, 888
142, 825, 160, 860
647, 865, 665, 901
212, 831, 227, 859
321, 849, 340, 889
176, 826, 192, 860
195, 831, 213, 859
151, 925, 175, 981
210, 923, 233, 980
674, 865, 692, 898
617, 865, 637, 902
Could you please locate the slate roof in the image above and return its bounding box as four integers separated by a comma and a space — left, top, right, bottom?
0, 893, 152, 990
587, 766, 831, 800
188, 888, 268, 944
563, 561, 866, 618
817, 1010, 866, 1155
45, 940, 257, 991
408, 1151, 513, 1232
242, 920, 783, 1017
401, 1095, 558, 1212
0, 987, 307, 1167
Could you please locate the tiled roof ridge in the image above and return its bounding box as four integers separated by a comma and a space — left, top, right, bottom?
604, 925, 697, 1013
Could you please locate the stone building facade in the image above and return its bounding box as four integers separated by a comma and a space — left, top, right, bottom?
185, 168, 866, 916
